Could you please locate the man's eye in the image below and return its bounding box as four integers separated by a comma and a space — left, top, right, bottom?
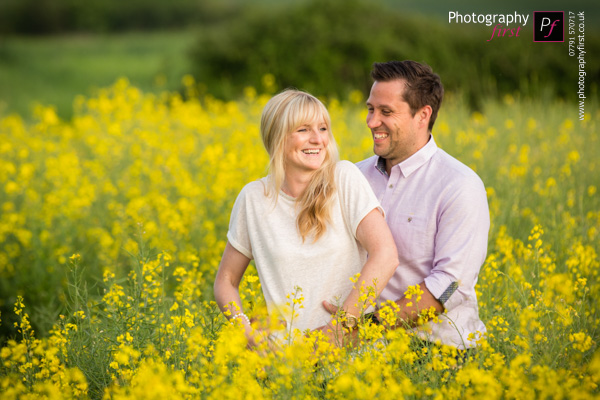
382, 110, 391, 115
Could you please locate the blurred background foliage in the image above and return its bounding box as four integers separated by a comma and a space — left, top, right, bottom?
0, 0, 598, 119
0, 0, 239, 34
189, 0, 600, 108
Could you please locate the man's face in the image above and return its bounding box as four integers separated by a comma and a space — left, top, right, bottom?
366, 80, 426, 167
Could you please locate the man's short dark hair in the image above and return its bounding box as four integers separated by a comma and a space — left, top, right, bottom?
371, 60, 444, 131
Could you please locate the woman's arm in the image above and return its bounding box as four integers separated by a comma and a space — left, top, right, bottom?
340, 208, 399, 317
213, 241, 253, 340
315, 208, 398, 345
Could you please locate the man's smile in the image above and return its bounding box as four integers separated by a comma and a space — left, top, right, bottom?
373, 132, 389, 140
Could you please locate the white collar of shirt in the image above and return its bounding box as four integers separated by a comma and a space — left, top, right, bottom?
375, 135, 438, 178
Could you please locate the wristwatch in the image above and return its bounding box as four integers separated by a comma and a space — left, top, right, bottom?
363, 311, 380, 325
340, 312, 359, 329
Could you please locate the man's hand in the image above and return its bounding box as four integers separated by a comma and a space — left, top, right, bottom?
321, 282, 444, 329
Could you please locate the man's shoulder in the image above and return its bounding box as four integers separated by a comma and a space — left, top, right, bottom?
355, 155, 378, 173
430, 149, 487, 202
434, 149, 483, 183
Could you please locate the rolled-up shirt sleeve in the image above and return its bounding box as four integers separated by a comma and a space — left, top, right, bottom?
423, 174, 490, 312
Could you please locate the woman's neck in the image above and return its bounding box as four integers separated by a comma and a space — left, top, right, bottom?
281, 171, 312, 198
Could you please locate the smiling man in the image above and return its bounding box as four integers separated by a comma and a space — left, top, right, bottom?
354, 60, 490, 349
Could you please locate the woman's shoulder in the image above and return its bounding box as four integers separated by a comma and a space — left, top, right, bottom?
237, 178, 268, 199
335, 160, 364, 181
334, 160, 372, 196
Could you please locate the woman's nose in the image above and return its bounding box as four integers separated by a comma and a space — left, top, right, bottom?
309, 128, 323, 143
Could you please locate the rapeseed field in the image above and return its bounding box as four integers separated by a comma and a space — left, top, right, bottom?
0, 77, 598, 399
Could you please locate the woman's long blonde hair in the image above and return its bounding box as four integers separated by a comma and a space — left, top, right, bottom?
260, 89, 339, 242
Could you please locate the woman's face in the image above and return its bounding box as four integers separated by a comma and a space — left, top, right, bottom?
284, 119, 329, 175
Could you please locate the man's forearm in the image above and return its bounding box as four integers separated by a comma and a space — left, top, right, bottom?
377, 281, 444, 327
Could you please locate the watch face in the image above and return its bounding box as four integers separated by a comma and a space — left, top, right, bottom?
345, 315, 358, 329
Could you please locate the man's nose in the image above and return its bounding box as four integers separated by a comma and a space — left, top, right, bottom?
367, 113, 381, 129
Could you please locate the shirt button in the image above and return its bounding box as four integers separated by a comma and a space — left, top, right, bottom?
388, 184, 393, 189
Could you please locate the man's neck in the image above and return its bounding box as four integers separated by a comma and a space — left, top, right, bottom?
384, 133, 432, 175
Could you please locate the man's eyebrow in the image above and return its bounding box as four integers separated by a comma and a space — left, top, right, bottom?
366, 102, 393, 109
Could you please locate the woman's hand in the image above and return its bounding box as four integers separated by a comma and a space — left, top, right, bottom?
311, 316, 359, 348
231, 314, 282, 353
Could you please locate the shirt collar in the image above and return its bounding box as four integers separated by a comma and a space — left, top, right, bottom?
375, 135, 438, 178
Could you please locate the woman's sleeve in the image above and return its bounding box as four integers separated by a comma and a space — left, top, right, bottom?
336, 160, 384, 239
226, 185, 254, 260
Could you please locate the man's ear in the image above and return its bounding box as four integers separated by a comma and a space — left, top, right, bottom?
416, 105, 433, 128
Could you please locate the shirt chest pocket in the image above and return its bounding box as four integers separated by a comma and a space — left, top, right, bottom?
388, 213, 430, 260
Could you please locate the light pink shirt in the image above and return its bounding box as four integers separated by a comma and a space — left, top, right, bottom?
357, 136, 489, 348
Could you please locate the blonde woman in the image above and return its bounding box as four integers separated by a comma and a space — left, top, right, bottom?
213, 89, 398, 347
